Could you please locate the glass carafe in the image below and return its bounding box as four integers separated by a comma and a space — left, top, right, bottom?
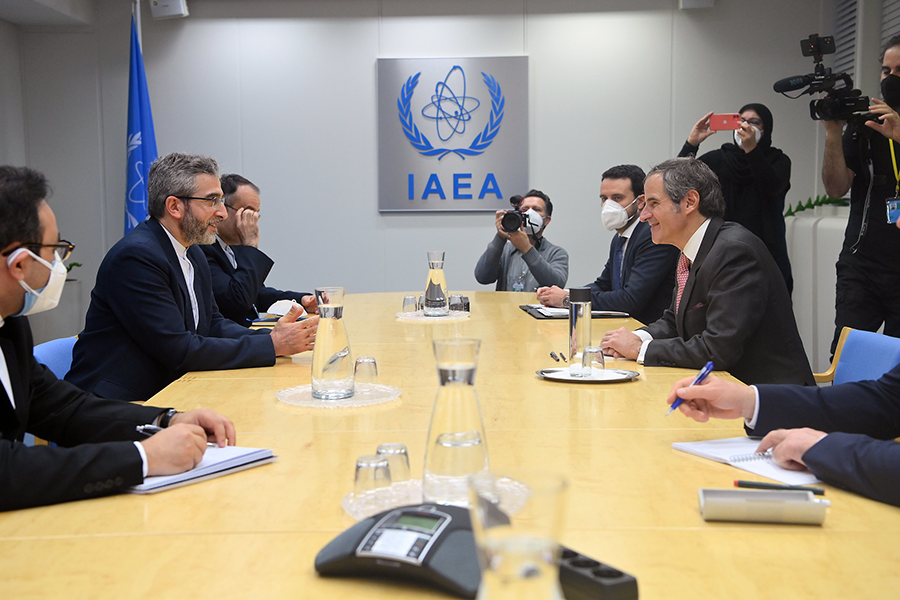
422, 338, 489, 506
311, 287, 354, 399
424, 250, 449, 317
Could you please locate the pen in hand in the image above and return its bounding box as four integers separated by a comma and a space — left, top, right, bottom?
135, 424, 218, 447
666, 360, 714, 416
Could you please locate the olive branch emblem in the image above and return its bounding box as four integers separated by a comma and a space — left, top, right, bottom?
398, 71, 505, 160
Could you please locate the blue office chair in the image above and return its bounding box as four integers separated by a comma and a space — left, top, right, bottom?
32, 336, 77, 379
814, 327, 900, 385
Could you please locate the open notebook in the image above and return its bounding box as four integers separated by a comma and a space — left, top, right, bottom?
128, 446, 275, 494
673, 436, 821, 486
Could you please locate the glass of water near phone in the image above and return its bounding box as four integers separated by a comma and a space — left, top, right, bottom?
468, 469, 569, 600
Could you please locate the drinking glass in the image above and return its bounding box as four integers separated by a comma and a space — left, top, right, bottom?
468, 469, 569, 599
354, 357, 378, 384
402, 295, 419, 313
376, 443, 411, 484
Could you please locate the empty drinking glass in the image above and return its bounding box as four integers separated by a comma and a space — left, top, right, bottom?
354, 357, 378, 384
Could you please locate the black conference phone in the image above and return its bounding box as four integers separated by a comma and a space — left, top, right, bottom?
315, 503, 638, 599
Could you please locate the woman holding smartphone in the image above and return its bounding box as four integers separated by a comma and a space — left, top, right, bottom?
679, 103, 793, 294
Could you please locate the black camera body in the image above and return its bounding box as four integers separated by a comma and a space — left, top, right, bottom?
500, 195, 539, 234
774, 33, 871, 122
500, 209, 528, 233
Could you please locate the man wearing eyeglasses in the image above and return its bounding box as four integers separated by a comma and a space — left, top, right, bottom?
66, 153, 318, 402
0, 165, 237, 511
201, 174, 315, 327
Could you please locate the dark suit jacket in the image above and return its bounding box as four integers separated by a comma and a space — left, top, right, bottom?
587, 220, 679, 325
66, 219, 275, 402
754, 363, 900, 506
201, 241, 309, 327
1, 316, 164, 511
641, 218, 814, 386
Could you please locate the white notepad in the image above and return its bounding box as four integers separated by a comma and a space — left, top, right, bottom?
673, 436, 821, 486
525, 304, 629, 318
128, 446, 275, 494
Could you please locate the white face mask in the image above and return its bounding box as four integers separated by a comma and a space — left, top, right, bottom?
7, 248, 67, 317
600, 198, 637, 231
522, 208, 544, 236
733, 126, 762, 150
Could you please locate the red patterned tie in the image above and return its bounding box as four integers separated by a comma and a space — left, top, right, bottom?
675, 252, 690, 312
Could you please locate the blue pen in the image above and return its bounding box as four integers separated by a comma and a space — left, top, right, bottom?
666, 361, 714, 416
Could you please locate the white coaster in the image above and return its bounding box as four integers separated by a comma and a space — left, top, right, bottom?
396, 309, 470, 321
276, 382, 401, 408
342, 479, 423, 520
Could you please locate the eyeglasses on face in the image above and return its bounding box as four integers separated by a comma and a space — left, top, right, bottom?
224, 204, 261, 218
741, 117, 764, 128
1, 239, 75, 262
175, 195, 225, 208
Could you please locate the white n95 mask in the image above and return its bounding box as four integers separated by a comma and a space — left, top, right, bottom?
600, 198, 636, 231
523, 208, 544, 236
734, 126, 762, 150
6, 247, 67, 317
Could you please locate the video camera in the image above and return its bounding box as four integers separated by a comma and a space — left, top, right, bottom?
773, 33, 870, 121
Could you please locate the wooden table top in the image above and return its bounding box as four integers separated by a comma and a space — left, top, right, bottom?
2, 291, 898, 599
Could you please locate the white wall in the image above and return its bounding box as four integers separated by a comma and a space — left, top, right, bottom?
11, 0, 844, 340
0, 18, 26, 165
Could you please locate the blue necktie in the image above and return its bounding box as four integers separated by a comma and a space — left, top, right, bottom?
612, 235, 626, 291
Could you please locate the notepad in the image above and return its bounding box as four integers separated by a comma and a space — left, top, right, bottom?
128, 446, 276, 494
673, 436, 821, 486
523, 304, 629, 318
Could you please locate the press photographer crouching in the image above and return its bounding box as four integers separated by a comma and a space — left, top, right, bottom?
474, 190, 569, 292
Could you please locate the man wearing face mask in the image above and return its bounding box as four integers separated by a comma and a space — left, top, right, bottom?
536, 165, 679, 324
66, 153, 319, 402
678, 104, 793, 294
474, 189, 569, 292
822, 35, 900, 357
0, 165, 237, 511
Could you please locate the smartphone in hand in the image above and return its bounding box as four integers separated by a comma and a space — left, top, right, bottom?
709, 113, 741, 130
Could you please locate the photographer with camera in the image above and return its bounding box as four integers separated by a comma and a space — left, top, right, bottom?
474, 190, 568, 292
678, 103, 793, 294
821, 35, 900, 356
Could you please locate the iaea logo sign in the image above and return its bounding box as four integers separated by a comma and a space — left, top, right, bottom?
378, 57, 528, 212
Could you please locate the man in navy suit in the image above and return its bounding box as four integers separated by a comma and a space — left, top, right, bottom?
666, 366, 900, 507
0, 165, 236, 511
601, 158, 814, 386
66, 153, 318, 402
536, 165, 679, 325
201, 173, 315, 326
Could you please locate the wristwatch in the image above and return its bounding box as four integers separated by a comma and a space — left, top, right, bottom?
158, 408, 179, 428
562, 295, 571, 308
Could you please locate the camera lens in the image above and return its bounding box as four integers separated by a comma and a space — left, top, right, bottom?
501, 211, 523, 233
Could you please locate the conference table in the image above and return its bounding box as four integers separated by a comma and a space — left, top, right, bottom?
2, 292, 899, 599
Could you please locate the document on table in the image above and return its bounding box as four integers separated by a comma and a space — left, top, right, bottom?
673, 436, 821, 485
128, 446, 275, 494
523, 304, 629, 318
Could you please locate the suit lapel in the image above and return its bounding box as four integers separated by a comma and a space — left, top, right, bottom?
676, 217, 723, 336
147, 219, 195, 332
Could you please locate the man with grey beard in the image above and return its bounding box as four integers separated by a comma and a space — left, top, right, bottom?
67, 153, 318, 402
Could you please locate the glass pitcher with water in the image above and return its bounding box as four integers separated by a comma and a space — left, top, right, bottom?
422, 338, 489, 506
311, 287, 354, 399
423, 250, 449, 317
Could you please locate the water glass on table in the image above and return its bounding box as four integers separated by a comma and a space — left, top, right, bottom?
468, 469, 569, 599
580, 346, 605, 377
402, 295, 418, 313
354, 454, 392, 516
354, 357, 378, 384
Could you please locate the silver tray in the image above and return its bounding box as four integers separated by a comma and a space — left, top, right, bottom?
536, 367, 640, 383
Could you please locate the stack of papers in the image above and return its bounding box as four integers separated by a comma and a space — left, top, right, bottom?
128, 446, 275, 494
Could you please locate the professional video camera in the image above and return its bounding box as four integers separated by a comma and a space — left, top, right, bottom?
500, 194, 542, 235
773, 33, 870, 121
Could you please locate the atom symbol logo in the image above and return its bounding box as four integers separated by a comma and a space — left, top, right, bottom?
398, 67, 505, 160
420, 66, 481, 142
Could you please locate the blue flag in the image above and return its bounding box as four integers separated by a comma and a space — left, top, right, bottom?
125, 16, 158, 233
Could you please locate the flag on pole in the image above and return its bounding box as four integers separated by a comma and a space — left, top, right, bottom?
125, 15, 158, 233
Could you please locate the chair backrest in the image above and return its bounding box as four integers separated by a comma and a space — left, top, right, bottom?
833, 330, 900, 385
32, 336, 77, 379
